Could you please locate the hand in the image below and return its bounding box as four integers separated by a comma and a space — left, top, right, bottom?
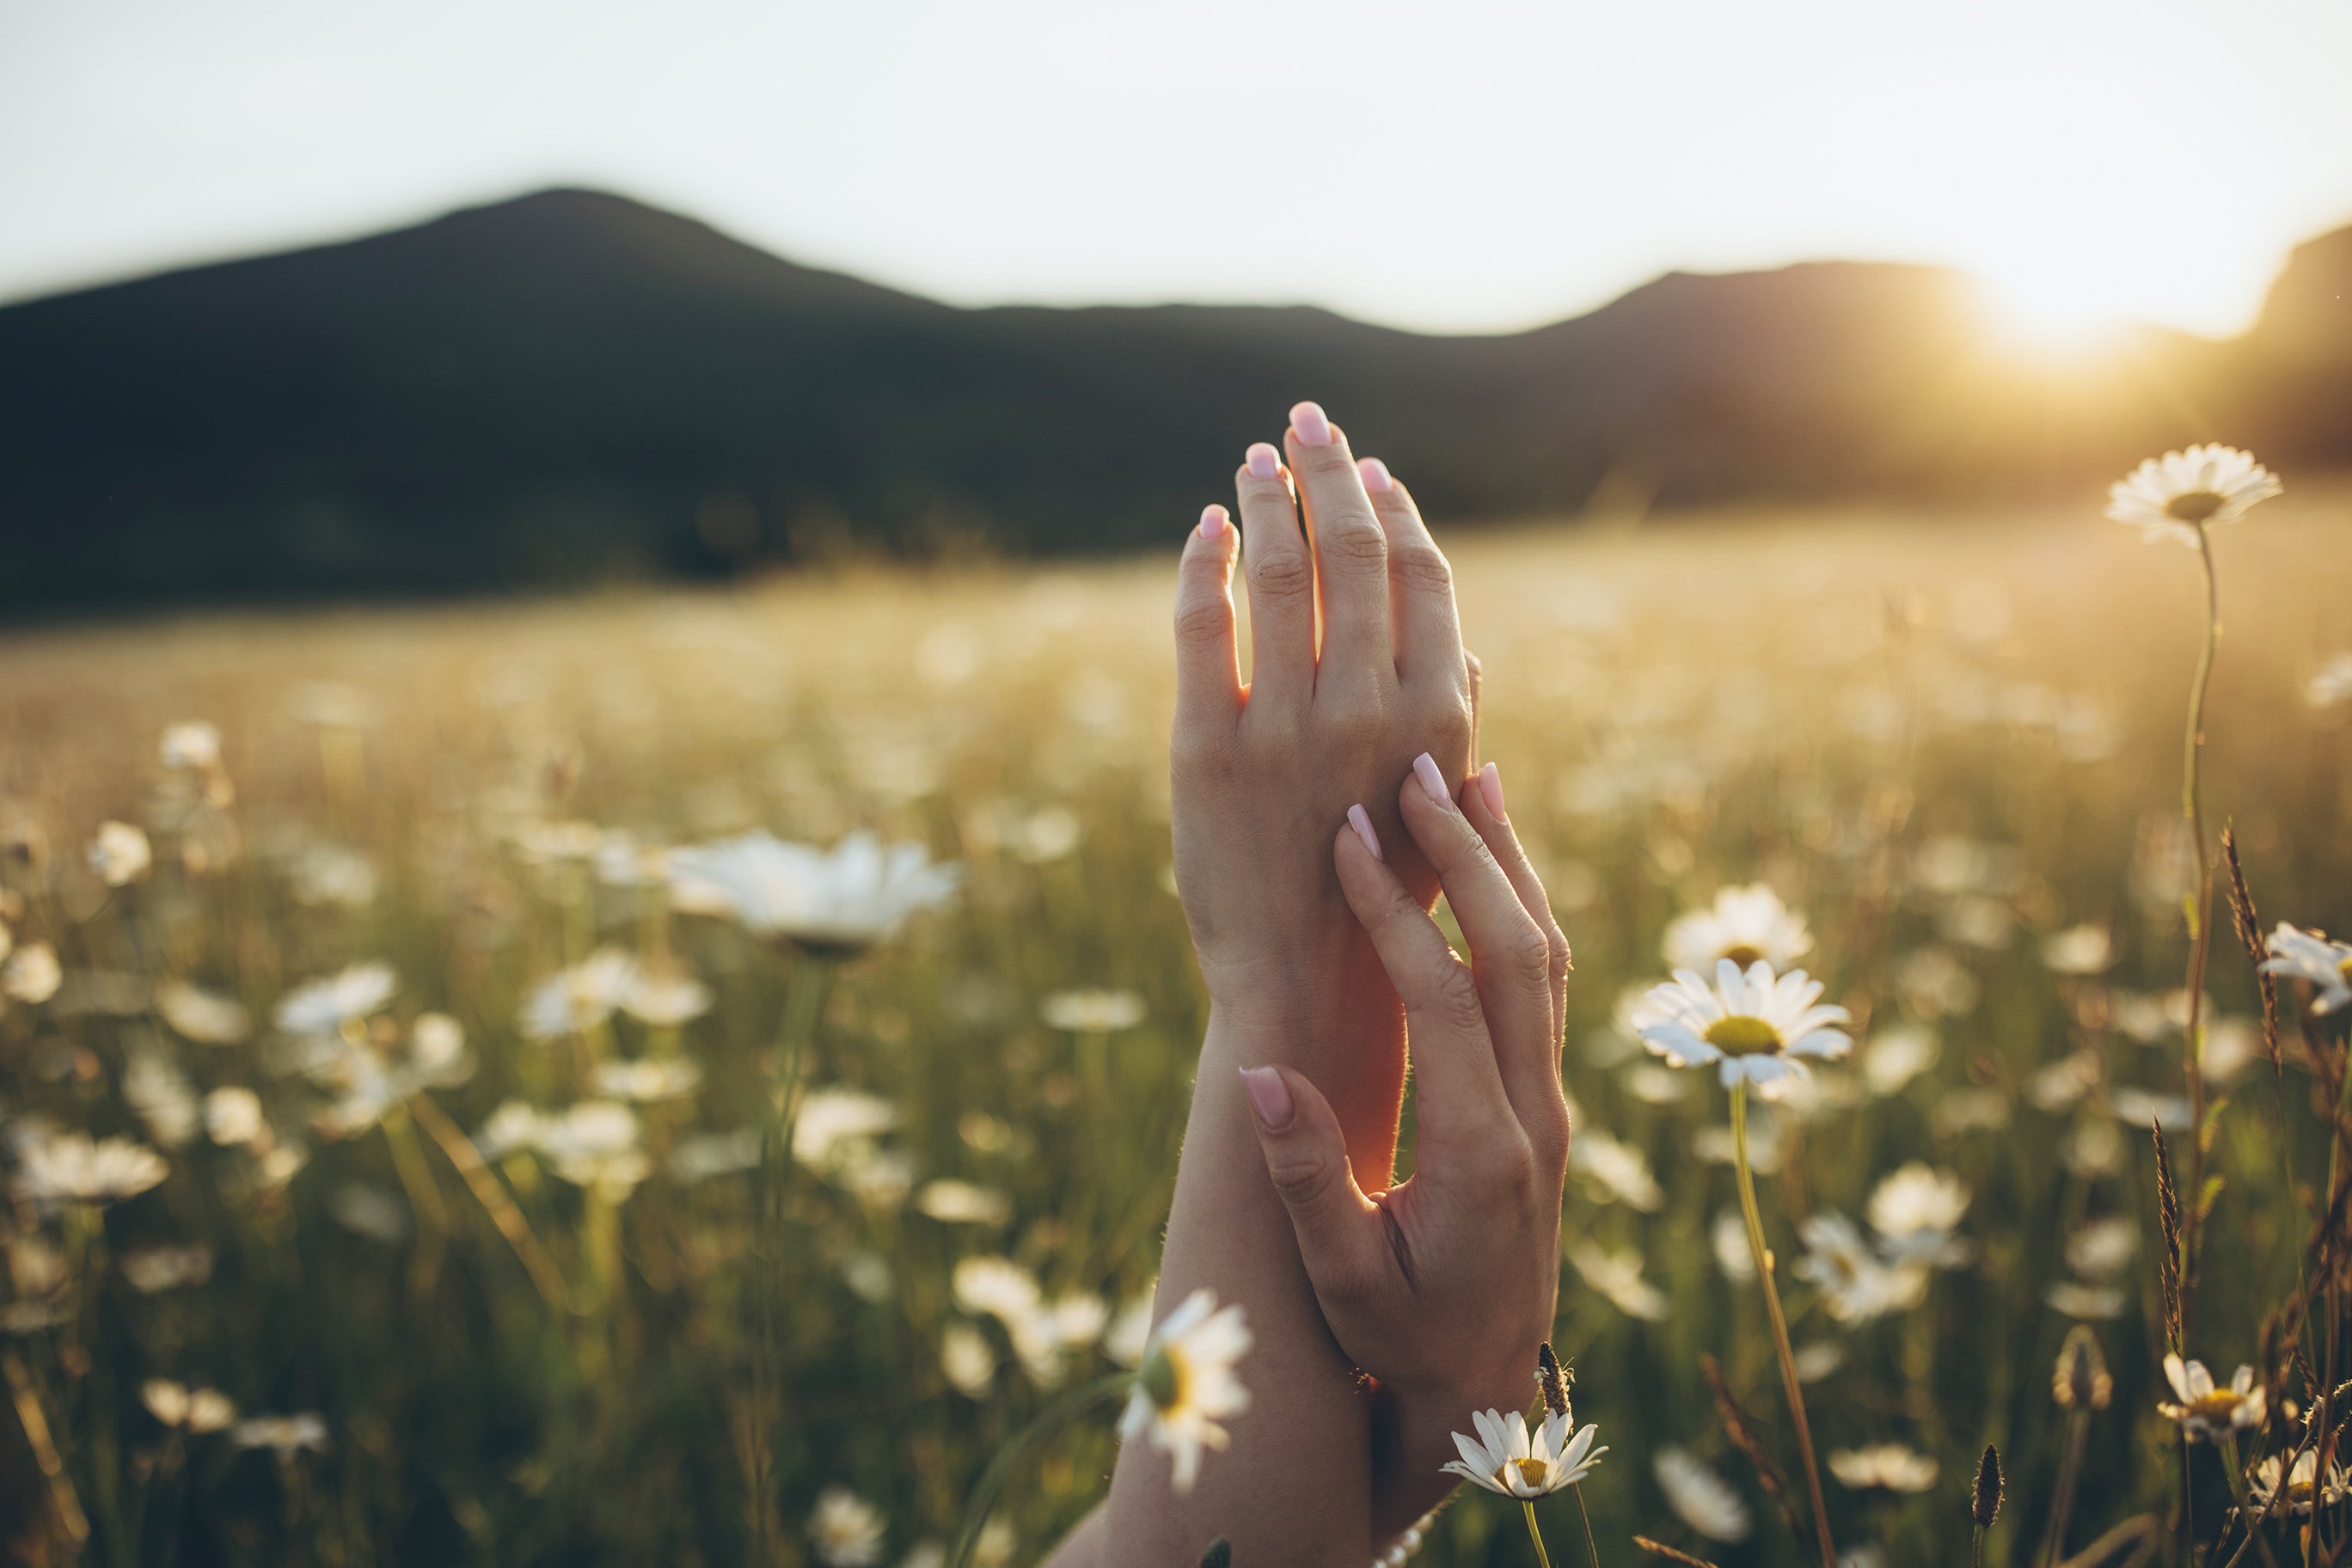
1169, 401, 1474, 1174
1240, 753, 1571, 1522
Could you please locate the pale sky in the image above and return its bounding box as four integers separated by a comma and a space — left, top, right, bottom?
4, 0, 2350, 338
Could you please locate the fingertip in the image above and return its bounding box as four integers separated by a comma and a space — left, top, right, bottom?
1196, 503, 1229, 542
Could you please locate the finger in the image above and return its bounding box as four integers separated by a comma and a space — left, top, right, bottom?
1284, 402, 1390, 691
1240, 1064, 1389, 1304
1459, 760, 1573, 1142
1395, 753, 1560, 1139
1173, 505, 1242, 739
1332, 812, 1515, 1137
1465, 649, 1484, 763
1234, 442, 1314, 713
1357, 463, 1464, 689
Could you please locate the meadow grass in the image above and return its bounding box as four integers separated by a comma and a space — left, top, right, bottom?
1, 489, 2349, 1566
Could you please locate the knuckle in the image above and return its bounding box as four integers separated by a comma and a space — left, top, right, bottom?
1543, 923, 1572, 977
1504, 922, 1553, 990
1320, 517, 1388, 574
1267, 1148, 1338, 1209
1172, 591, 1230, 649
1247, 546, 1314, 605
1391, 542, 1453, 597
1426, 959, 1487, 1034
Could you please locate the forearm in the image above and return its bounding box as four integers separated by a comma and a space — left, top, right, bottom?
1100, 998, 1393, 1564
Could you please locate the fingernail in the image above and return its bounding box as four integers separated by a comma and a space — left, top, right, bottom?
1289, 401, 1332, 447
1240, 1065, 1295, 1130
1346, 802, 1383, 861
1478, 760, 1507, 821
1357, 456, 1393, 493
1412, 751, 1454, 809
1246, 442, 1281, 480
1197, 504, 1228, 540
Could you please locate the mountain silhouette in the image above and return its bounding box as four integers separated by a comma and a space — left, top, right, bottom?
0, 187, 2343, 610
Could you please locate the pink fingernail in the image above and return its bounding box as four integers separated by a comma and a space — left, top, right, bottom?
1240, 1065, 1295, 1130
1346, 802, 1383, 861
1246, 442, 1281, 479
1478, 761, 1506, 821
1197, 504, 1228, 540
1289, 401, 1332, 447
1357, 456, 1393, 493
1412, 751, 1454, 809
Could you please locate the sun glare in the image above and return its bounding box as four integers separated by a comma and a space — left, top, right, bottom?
1975, 270, 2131, 358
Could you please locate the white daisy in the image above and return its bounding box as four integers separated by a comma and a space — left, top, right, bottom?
14, 1133, 168, 1207
2251, 1449, 2351, 1516
2041, 925, 2114, 977
2308, 652, 2352, 711
1861, 1026, 1939, 1096
2157, 1356, 2266, 1442
1567, 1240, 1669, 1322
593, 1057, 703, 1101
2106, 444, 2282, 546
1571, 1130, 1664, 1212
2, 942, 61, 1005
2065, 1217, 2138, 1278
1866, 1163, 1970, 1264
89, 822, 153, 888
156, 980, 252, 1044
1829, 1443, 1939, 1492
231, 1412, 329, 1455
1117, 1289, 1251, 1495
159, 721, 224, 772
668, 830, 959, 956
2261, 923, 2352, 1015
1663, 885, 1811, 972
1441, 1407, 1606, 1498
1794, 1214, 1928, 1322
807, 1486, 887, 1567
1632, 959, 1853, 1098
1653, 1446, 1753, 1542
518, 948, 638, 1041
273, 963, 395, 1038
1038, 989, 1147, 1032
143, 1380, 237, 1433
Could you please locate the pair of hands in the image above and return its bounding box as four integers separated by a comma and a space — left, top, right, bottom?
1167, 401, 1572, 1523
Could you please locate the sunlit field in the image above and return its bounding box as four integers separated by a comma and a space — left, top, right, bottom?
4, 491, 2351, 1568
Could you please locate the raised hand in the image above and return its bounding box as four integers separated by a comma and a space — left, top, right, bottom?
1240, 752, 1572, 1529
1169, 401, 1474, 1179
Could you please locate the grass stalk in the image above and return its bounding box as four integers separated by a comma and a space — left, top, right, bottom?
1730, 1081, 1837, 1568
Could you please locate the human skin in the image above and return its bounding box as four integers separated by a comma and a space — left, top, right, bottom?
1047, 403, 1569, 1562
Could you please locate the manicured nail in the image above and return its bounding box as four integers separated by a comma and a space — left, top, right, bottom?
1357, 456, 1393, 493
1240, 1065, 1295, 1130
1345, 802, 1383, 861
1412, 751, 1454, 809
1289, 401, 1332, 447
1197, 504, 1228, 540
1478, 761, 1507, 821
1245, 442, 1281, 479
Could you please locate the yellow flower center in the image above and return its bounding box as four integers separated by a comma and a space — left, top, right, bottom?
2337, 954, 2352, 982
1719, 944, 1764, 967
1141, 1344, 1190, 1413
2189, 1390, 2242, 1424
2164, 490, 2226, 524
1703, 1014, 1784, 1057
1504, 1456, 1551, 1490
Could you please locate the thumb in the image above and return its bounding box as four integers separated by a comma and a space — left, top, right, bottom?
1240, 1065, 1383, 1293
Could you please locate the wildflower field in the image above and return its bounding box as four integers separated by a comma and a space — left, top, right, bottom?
3, 485, 2351, 1567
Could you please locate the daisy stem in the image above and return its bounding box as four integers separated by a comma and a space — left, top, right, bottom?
1574, 1482, 1602, 1568
1523, 1500, 1554, 1568
946, 1373, 1128, 1568
2223, 1435, 2283, 1568
1730, 1082, 1837, 1568
2177, 522, 2222, 1345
